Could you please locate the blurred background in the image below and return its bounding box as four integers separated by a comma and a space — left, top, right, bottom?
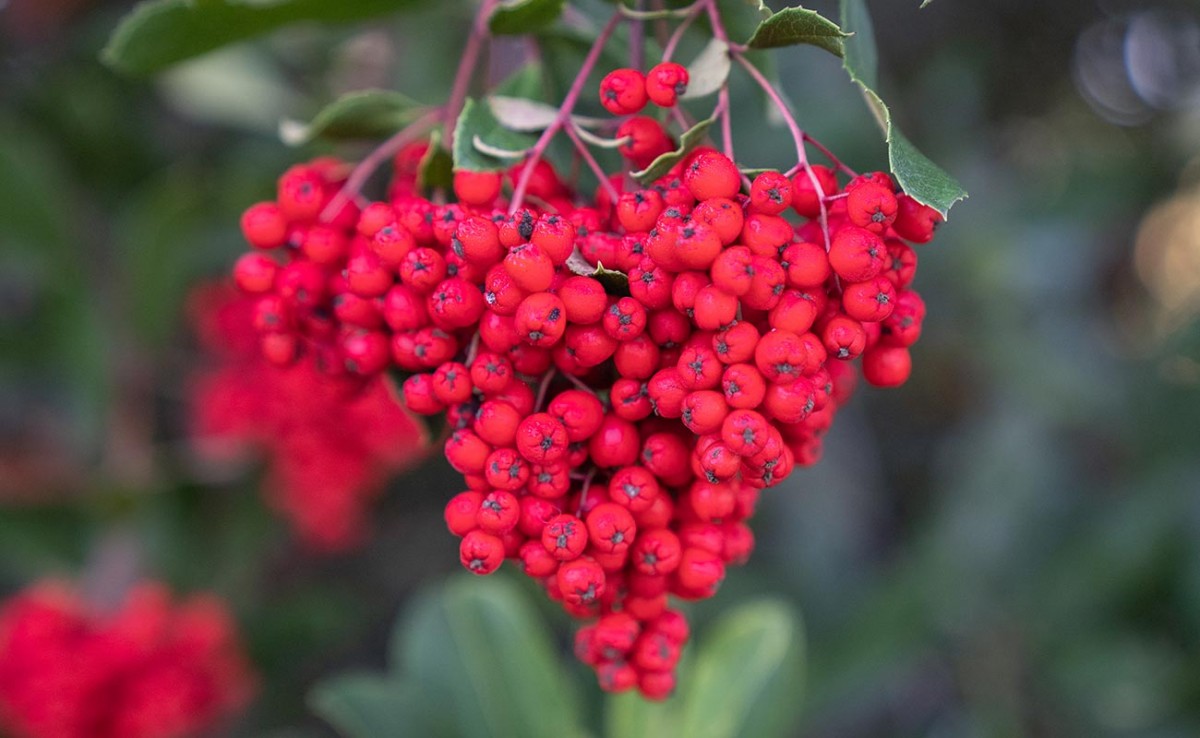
3, 0, 1200, 736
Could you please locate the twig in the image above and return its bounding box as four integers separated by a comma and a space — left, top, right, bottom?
319, 110, 440, 222
567, 124, 621, 204
509, 12, 623, 214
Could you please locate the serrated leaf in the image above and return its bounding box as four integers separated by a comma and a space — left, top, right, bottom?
681, 39, 732, 100
102, 0, 421, 75
488, 96, 607, 132
309, 674, 430, 738
279, 90, 427, 145
839, 0, 966, 216
632, 115, 717, 185
489, 0, 567, 35
395, 576, 584, 738
679, 600, 806, 738
418, 131, 454, 193
745, 6, 849, 56
488, 96, 560, 132
453, 98, 537, 173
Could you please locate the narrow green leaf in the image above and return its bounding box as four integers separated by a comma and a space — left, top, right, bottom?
489, 0, 567, 35
418, 131, 454, 194
680, 39, 731, 100
745, 6, 849, 57
309, 674, 430, 738
102, 0, 420, 75
678, 600, 806, 738
395, 576, 585, 738
453, 98, 537, 173
631, 115, 717, 185
838, 0, 966, 216
279, 90, 427, 145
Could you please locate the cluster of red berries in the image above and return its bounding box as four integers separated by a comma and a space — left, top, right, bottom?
0, 581, 255, 738
228, 65, 941, 696
188, 283, 429, 551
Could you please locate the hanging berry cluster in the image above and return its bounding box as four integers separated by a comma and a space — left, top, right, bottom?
227, 0, 947, 700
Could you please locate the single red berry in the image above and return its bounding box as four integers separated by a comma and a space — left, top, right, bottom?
445, 491, 483, 536
454, 170, 503, 207
460, 530, 505, 575
828, 226, 887, 282
791, 165, 837, 218
862, 345, 912, 387
241, 202, 288, 249
599, 68, 649, 115
232, 253, 278, 294
557, 557, 607, 606
749, 171, 793, 215
542, 514, 589, 560
516, 413, 570, 463
586, 503, 637, 555
683, 150, 741, 200
645, 61, 689, 107
515, 292, 568, 347
892, 194, 943, 243
588, 415, 640, 468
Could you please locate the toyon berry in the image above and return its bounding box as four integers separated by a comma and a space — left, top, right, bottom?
226, 49, 947, 697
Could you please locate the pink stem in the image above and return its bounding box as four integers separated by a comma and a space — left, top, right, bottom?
319, 110, 440, 222
566, 124, 621, 205
444, 0, 501, 150
629, 0, 645, 70
509, 12, 623, 215
804, 133, 860, 178
662, 2, 704, 62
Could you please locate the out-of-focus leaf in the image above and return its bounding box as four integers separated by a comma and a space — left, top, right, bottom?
745, 7, 849, 56
418, 131, 455, 193
395, 575, 585, 738
489, 0, 567, 35
681, 39, 732, 100
838, 0, 966, 216
280, 90, 427, 145
678, 600, 805, 738
102, 0, 425, 75
453, 98, 537, 172
309, 674, 430, 738
632, 115, 716, 184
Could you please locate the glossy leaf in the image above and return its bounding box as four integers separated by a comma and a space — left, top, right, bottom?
453, 98, 537, 172
489, 0, 567, 35
745, 6, 849, 57
279, 90, 427, 146
103, 0, 419, 75
681, 39, 732, 100
678, 600, 806, 738
632, 115, 717, 185
395, 576, 584, 738
839, 0, 967, 216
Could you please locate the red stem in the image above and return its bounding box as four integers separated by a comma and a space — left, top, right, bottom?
509, 11, 623, 215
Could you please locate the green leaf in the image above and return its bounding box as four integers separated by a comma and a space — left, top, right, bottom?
489, 0, 567, 35
839, 0, 966, 216
396, 576, 585, 738
566, 251, 630, 295
453, 98, 538, 172
680, 39, 732, 100
494, 64, 547, 100
632, 115, 717, 185
309, 674, 431, 738
678, 600, 806, 738
418, 131, 454, 193
102, 0, 420, 76
279, 90, 428, 145
745, 6, 849, 57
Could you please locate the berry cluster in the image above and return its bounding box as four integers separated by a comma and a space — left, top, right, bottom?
188, 283, 430, 550
0, 581, 254, 738
229, 60, 941, 696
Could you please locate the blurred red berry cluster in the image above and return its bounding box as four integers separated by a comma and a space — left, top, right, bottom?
0, 581, 254, 738
187, 284, 430, 550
